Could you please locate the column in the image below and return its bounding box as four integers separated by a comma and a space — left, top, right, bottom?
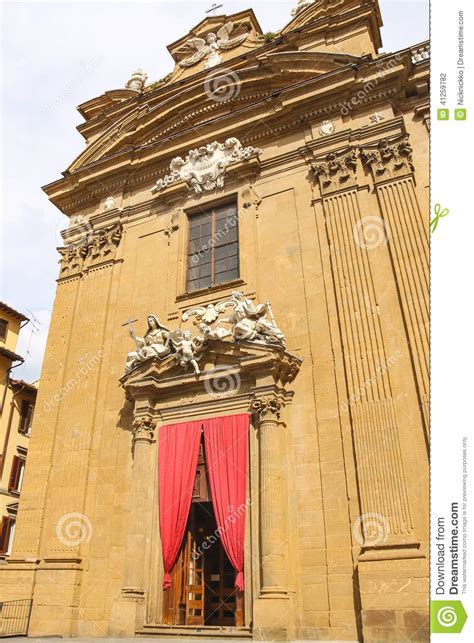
251, 397, 289, 596
122, 415, 156, 596
110, 414, 155, 636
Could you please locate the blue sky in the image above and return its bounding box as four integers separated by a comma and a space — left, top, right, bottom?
0, 0, 429, 381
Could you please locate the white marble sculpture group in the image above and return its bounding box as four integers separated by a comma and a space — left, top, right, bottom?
125, 291, 285, 375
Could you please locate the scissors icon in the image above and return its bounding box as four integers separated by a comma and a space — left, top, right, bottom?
430, 203, 449, 233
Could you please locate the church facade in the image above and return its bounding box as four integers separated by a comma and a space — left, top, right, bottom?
0, 1, 429, 641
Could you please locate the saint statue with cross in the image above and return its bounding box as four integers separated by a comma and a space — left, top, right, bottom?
124, 315, 172, 373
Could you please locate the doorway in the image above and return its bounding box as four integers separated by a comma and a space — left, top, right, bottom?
162, 441, 244, 627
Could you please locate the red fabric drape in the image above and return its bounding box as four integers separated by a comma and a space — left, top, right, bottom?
203, 414, 249, 591
158, 420, 202, 589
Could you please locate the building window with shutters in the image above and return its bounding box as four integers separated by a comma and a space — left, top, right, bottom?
18, 400, 34, 435
186, 200, 239, 293
0, 516, 15, 556
8, 455, 25, 495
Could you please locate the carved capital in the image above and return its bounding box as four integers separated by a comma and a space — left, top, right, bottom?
311, 148, 358, 195
86, 222, 123, 267
361, 135, 414, 181
58, 222, 123, 280
58, 242, 88, 278
250, 396, 284, 424
132, 416, 156, 442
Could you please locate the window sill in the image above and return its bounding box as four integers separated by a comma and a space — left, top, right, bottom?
176, 278, 246, 304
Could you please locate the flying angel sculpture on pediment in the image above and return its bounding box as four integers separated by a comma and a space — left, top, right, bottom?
179, 22, 249, 70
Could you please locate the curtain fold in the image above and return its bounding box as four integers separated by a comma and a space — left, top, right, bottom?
203, 413, 249, 591
158, 420, 202, 589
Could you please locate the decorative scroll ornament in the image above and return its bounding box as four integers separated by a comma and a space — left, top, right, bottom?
250, 397, 284, 422
151, 138, 262, 195
179, 22, 248, 69
124, 292, 286, 375
291, 0, 316, 16
132, 416, 156, 440
361, 136, 414, 180
125, 68, 148, 92
311, 148, 358, 194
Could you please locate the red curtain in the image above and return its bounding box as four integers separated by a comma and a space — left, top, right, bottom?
158, 420, 202, 589
203, 414, 249, 591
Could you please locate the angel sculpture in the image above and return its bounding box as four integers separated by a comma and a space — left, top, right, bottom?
169, 329, 206, 375
179, 22, 248, 70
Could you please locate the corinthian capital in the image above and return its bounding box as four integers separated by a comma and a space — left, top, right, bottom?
360, 135, 414, 181
250, 396, 284, 424
132, 416, 156, 441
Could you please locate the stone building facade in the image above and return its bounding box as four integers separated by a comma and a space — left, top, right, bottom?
0, 1, 429, 641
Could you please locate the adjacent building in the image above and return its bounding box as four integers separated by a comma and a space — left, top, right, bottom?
0, 303, 37, 559
0, 1, 429, 641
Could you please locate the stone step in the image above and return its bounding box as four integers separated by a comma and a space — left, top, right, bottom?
137, 624, 252, 639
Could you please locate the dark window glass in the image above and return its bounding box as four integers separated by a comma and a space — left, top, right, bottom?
186, 201, 239, 292
0, 319, 7, 340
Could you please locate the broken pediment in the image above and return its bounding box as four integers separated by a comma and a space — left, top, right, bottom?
121, 338, 302, 404
120, 291, 302, 405
167, 9, 263, 75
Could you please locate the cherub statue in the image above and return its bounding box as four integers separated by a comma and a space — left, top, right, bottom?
198, 322, 231, 341
215, 291, 286, 346
179, 22, 248, 69
125, 316, 171, 373
169, 329, 206, 375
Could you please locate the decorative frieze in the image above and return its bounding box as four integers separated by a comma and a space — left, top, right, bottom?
151, 138, 262, 195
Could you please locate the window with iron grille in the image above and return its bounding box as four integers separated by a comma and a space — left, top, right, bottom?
187, 200, 239, 293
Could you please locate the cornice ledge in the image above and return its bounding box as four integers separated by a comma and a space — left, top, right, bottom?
120, 340, 302, 397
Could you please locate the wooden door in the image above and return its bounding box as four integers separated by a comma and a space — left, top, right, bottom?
185, 531, 206, 625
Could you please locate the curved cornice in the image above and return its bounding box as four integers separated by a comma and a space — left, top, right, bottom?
43, 42, 427, 214
67, 50, 362, 173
